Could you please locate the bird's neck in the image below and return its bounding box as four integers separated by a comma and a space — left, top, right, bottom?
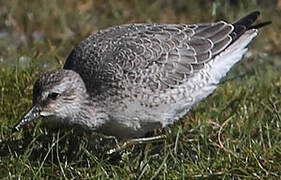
71, 95, 109, 131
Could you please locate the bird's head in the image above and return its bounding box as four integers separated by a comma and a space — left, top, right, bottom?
13, 69, 88, 132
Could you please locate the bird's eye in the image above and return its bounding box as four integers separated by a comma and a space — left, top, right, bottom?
48, 92, 60, 100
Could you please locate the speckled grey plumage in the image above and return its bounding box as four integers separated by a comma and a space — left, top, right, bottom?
14, 11, 270, 139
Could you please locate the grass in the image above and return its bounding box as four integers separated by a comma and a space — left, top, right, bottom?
0, 0, 281, 179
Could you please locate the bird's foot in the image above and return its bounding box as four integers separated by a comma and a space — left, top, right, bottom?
107, 134, 167, 154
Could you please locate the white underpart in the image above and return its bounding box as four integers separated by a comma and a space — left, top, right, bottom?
208, 29, 258, 84
106, 29, 258, 138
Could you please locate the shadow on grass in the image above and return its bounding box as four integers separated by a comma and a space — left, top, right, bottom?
0, 128, 127, 166
0, 122, 204, 171
0, 126, 182, 169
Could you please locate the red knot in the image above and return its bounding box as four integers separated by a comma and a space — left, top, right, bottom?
13, 11, 270, 141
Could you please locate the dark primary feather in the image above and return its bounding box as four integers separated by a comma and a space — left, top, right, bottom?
64, 11, 264, 98
231, 11, 260, 41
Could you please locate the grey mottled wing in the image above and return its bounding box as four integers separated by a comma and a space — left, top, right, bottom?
118, 22, 234, 90
64, 22, 234, 94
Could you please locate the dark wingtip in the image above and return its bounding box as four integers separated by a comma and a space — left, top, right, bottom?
250, 10, 260, 17
233, 11, 261, 28
249, 21, 272, 29
231, 11, 270, 41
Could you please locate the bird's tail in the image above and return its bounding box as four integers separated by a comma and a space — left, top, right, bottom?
231, 11, 271, 41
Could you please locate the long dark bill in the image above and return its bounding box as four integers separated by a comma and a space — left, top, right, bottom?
13, 106, 41, 132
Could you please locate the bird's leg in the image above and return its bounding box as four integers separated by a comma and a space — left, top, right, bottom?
90, 132, 120, 148
107, 134, 167, 154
